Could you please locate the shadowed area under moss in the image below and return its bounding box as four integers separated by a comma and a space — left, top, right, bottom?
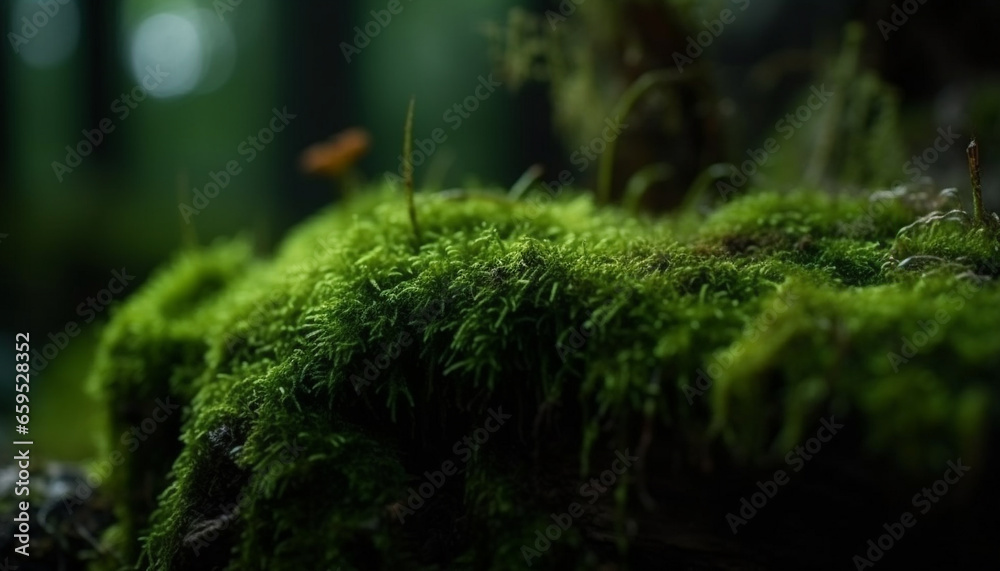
87, 184, 1000, 569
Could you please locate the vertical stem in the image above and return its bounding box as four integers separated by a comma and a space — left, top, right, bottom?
597, 69, 680, 207
403, 96, 421, 243
968, 138, 985, 226
804, 23, 862, 187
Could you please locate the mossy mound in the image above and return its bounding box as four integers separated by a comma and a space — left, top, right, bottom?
89, 185, 1000, 569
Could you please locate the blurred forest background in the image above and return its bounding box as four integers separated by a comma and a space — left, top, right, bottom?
1, 0, 999, 462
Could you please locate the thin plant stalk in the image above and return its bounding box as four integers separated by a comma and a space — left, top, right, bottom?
403, 96, 421, 243
597, 69, 681, 206
967, 138, 985, 226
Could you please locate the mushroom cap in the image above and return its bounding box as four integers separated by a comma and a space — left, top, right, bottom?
299, 127, 372, 178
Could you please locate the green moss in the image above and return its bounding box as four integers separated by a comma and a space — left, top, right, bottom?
88, 185, 1000, 569
709, 276, 998, 471
87, 240, 257, 564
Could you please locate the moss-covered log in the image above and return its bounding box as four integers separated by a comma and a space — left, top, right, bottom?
86, 185, 1000, 569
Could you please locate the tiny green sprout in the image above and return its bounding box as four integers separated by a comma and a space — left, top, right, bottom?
403, 95, 421, 244
623, 163, 673, 214
679, 163, 733, 212
507, 163, 544, 201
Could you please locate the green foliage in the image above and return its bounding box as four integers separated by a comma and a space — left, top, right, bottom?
89, 184, 1000, 569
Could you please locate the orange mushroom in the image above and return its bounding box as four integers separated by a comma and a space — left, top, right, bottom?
299, 127, 372, 178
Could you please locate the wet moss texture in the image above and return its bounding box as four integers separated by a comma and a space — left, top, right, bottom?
89, 184, 1000, 569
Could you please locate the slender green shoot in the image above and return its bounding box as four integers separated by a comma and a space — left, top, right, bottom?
508, 164, 544, 201
403, 96, 421, 244
597, 69, 682, 206
622, 163, 673, 214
